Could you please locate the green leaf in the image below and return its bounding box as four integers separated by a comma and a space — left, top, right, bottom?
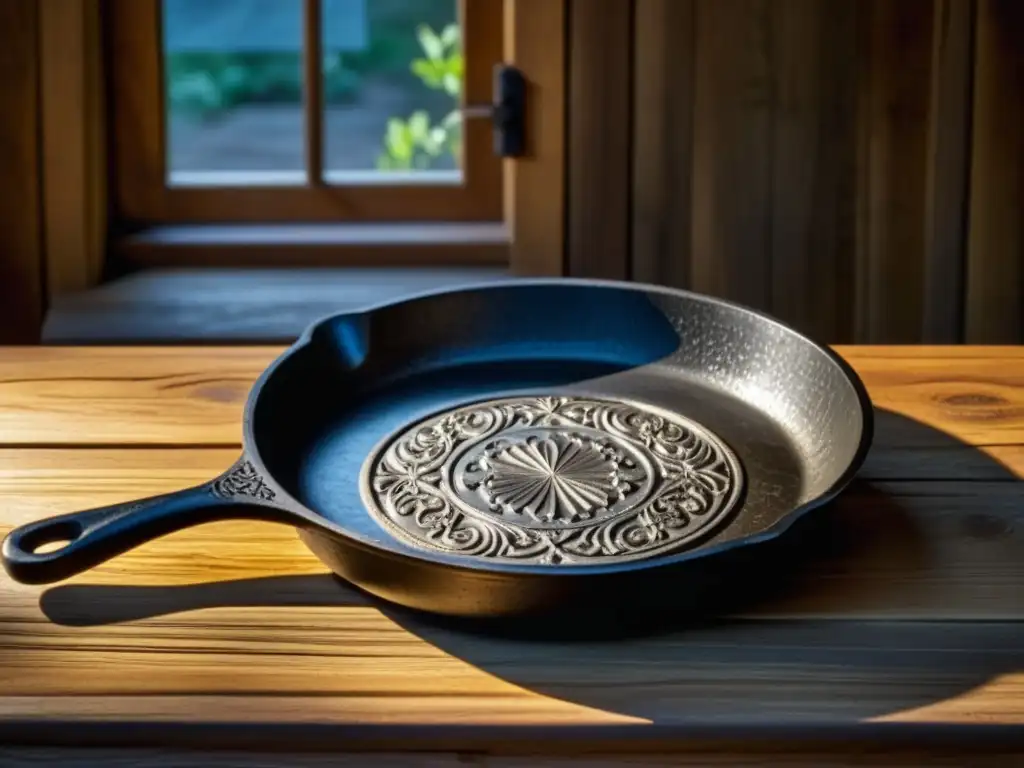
411, 58, 443, 88
408, 111, 431, 143
385, 118, 413, 161
440, 24, 460, 49
442, 73, 460, 97
417, 25, 444, 62
448, 53, 464, 79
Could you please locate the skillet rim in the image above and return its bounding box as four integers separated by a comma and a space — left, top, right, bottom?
240, 277, 875, 579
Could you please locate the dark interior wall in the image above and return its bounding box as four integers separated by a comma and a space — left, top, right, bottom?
567, 0, 1023, 344
0, 2, 43, 343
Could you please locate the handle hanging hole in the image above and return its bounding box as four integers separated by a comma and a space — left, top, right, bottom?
20, 520, 84, 555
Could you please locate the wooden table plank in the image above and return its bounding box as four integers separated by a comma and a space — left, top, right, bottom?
0, 655, 1021, 736
0, 449, 1020, 619
1, 617, 1023, 721
0, 347, 1019, 750
862, 443, 1023, 480
1, 750, 1019, 767
0, 347, 1019, 447
839, 346, 1024, 446
0, 449, 1021, 743
0, 347, 278, 446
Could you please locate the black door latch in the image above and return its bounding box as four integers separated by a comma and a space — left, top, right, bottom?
460, 65, 526, 158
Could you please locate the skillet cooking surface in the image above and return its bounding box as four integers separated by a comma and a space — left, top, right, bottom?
252, 281, 866, 571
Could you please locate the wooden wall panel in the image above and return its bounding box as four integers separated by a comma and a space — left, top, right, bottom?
922, 0, 975, 342
504, 0, 567, 277
566, 0, 632, 280
770, 0, 859, 342
0, 2, 44, 343
690, 0, 773, 309
580, 0, 1020, 344
39, 0, 108, 298
631, 0, 694, 288
856, 0, 936, 343
965, 0, 1024, 343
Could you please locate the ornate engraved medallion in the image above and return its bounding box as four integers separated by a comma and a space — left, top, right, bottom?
211, 460, 276, 502
361, 396, 744, 566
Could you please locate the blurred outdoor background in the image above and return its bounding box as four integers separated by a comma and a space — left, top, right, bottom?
163, 0, 461, 178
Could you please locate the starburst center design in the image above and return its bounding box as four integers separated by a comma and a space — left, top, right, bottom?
478, 433, 625, 524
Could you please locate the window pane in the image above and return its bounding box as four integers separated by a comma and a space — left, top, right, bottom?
163, 0, 305, 184
322, 0, 462, 182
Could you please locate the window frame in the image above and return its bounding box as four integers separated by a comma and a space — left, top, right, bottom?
30, 0, 565, 331
107, 0, 505, 225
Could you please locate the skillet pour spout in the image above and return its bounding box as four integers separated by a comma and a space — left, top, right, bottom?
1, 278, 873, 619
2, 457, 311, 585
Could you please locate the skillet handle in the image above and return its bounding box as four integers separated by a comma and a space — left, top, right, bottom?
2, 458, 303, 585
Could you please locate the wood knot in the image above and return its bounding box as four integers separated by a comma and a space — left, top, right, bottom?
942, 393, 1008, 407
960, 512, 1013, 541
194, 384, 245, 404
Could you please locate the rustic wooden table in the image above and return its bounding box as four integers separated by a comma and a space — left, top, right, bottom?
0, 346, 1021, 766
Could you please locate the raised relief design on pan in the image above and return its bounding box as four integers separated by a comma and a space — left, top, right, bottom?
363, 396, 744, 566
211, 460, 276, 501
468, 432, 635, 525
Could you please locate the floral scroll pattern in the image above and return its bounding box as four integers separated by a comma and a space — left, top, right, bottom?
364, 396, 743, 566
211, 460, 276, 502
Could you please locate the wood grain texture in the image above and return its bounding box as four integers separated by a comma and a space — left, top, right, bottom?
39, 0, 107, 298
1, 750, 1021, 768
0, 618, 1022, 735
690, 0, 773, 308
0, 1, 44, 343
630, 0, 861, 340
630, 0, 694, 288
965, 0, 1024, 342
0, 346, 1020, 749
0, 348, 279, 446
0, 347, 1021, 447
616, 0, 1020, 344
43, 266, 510, 344
0, 754, 466, 768
503, 0, 566, 277
770, 0, 859, 343
566, 0, 632, 280
104, 0, 163, 221
838, 346, 1024, 446
110, 223, 509, 270
856, 0, 935, 343
302, 0, 323, 185
921, 0, 974, 342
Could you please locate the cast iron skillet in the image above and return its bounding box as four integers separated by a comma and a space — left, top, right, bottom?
2, 279, 872, 619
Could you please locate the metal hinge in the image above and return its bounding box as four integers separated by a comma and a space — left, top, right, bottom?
460, 65, 526, 158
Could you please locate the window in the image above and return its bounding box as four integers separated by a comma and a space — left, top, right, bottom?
108, 0, 503, 224
28, 0, 563, 329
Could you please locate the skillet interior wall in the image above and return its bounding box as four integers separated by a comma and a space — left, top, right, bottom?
250, 283, 867, 510
248, 283, 686, 498
648, 292, 868, 500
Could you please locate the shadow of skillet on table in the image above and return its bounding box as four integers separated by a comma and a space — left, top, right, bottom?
38, 408, 1024, 730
